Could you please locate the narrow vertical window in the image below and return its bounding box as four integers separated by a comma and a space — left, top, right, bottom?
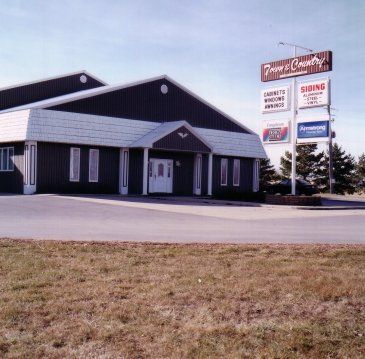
70, 147, 80, 182
253, 159, 260, 192
0, 147, 15, 172
89, 149, 99, 182
196, 154, 202, 190
220, 158, 228, 186
2, 148, 8, 171
122, 150, 129, 187
24, 145, 28, 184
233, 159, 240, 186
8, 147, 14, 171
30, 145, 35, 185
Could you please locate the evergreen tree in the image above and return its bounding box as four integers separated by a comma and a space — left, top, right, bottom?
355, 153, 365, 193
319, 143, 356, 194
280, 144, 324, 181
259, 158, 279, 189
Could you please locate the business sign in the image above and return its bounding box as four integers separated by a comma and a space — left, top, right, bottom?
261, 51, 332, 82
261, 85, 290, 113
262, 120, 290, 144
298, 78, 330, 109
297, 120, 329, 143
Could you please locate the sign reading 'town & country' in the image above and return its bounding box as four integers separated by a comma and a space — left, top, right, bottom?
260, 85, 290, 113
298, 79, 330, 109
262, 120, 290, 144
261, 51, 332, 82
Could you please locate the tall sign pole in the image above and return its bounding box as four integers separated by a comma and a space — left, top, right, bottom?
327, 105, 334, 194
291, 45, 297, 195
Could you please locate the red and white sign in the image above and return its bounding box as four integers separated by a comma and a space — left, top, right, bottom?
298, 79, 330, 109
261, 85, 290, 113
261, 51, 332, 82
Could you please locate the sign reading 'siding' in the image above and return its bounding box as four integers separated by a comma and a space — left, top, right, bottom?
260, 85, 290, 113
298, 78, 330, 109
261, 51, 332, 82
262, 120, 290, 144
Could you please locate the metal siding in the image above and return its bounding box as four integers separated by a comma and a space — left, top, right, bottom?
49, 79, 248, 133
0, 142, 24, 193
212, 155, 254, 195
0, 73, 104, 111
153, 126, 211, 153
37, 142, 119, 193
149, 150, 194, 195
128, 149, 144, 194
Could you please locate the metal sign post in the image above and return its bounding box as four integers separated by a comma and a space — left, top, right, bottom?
291, 45, 297, 195
327, 105, 334, 194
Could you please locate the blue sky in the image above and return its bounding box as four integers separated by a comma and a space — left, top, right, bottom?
1, 0, 364, 166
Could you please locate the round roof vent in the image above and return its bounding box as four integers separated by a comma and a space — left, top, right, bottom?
80, 75, 88, 83
160, 84, 168, 94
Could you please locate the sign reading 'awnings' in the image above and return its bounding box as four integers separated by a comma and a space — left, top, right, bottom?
261, 51, 332, 82
260, 85, 290, 113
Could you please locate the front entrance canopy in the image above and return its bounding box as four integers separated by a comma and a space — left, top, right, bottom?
129, 120, 212, 152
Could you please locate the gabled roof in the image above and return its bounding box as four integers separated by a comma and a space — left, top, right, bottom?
0, 75, 255, 135
0, 70, 107, 92
129, 120, 213, 150
0, 70, 107, 112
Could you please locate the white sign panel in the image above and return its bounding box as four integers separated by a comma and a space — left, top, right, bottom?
298, 78, 330, 109
262, 119, 290, 144
261, 85, 290, 113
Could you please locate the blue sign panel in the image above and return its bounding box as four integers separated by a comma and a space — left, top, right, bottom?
297, 120, 329, 139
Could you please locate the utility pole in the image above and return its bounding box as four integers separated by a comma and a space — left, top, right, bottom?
278, 42, 313, 195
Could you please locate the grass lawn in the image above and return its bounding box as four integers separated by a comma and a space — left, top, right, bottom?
0, 239, 364, 358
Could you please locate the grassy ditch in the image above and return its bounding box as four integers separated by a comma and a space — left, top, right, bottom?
0, 239, 364, 358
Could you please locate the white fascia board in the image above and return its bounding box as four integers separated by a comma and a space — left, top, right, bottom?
0, 70, 107, 92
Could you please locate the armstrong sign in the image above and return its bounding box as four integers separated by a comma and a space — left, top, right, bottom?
261, 51, 332, 82
297, 120, 330, 143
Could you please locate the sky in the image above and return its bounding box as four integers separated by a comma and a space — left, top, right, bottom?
0, 0, 364, 167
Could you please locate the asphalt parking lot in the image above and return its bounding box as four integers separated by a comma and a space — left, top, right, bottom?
0, 194, 365, 244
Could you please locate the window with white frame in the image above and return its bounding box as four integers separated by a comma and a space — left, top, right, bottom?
233, 159, 240, 186
0, 147, 14, 172
89, 149, 99, 182
220, 158, 228, 186
69, 147, 80, 182
253, 159, 260, 192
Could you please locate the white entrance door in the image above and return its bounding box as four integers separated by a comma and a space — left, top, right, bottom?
149, 158, 173, 193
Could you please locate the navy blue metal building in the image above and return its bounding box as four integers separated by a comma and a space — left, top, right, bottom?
0, 71, 266, 195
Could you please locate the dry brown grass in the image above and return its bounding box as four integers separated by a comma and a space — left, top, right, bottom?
0, 239, 364, 358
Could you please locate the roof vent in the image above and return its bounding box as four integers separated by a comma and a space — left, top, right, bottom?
80, 75, 88, 83
160, 84, 168, 94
